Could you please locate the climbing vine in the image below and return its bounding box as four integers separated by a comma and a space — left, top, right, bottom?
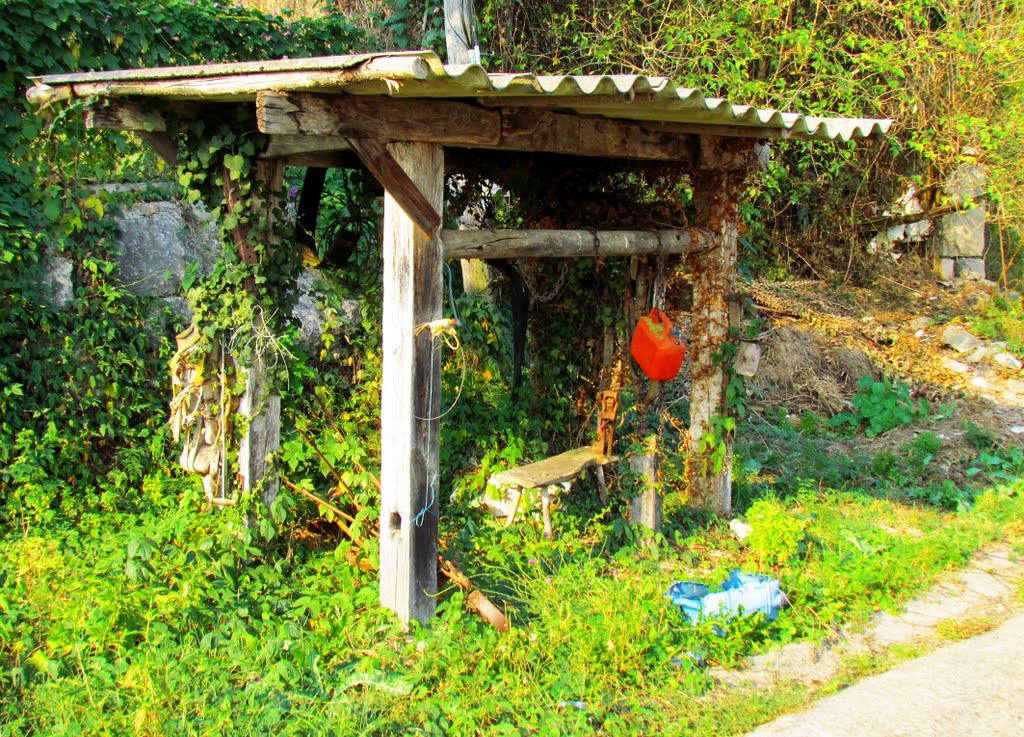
0, 0, 361, 518
173, 110, 300, 367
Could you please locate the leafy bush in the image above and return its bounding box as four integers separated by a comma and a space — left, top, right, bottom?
477, 0, 1024, 282
831, 376, 930, 437
970, 295, 1024, 357
744, 496, 808, 568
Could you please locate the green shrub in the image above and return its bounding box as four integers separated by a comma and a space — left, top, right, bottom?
744, 496, 808, 568
831, 376, 930, 437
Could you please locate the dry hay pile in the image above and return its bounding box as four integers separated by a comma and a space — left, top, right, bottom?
752, 325, 874, 415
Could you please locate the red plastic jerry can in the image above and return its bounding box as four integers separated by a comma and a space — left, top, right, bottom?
631, 308, 686, 381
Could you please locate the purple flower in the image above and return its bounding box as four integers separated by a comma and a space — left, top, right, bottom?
288, 185, 299, 199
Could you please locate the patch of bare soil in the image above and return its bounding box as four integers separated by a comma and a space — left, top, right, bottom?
746, 276, 1024, 464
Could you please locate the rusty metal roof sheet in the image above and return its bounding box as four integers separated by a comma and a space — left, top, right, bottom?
33, 50, 891, 143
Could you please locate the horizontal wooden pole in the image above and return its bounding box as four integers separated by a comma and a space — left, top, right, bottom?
38, 54, 433, 86
60, 57, 433, 103
441, 228, 711, 260
257, 92, 698, 162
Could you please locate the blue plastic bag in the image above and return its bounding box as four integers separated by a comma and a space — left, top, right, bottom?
666, 571, 786, 624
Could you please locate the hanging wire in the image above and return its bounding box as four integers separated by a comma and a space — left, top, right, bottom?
411, 262, 466, 526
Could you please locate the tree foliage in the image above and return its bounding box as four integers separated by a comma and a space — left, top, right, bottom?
478, 0, 1024, 279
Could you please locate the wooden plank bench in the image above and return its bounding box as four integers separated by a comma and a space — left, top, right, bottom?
485, 391, 619, 535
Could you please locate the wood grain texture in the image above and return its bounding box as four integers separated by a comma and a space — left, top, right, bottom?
256, 92, 698, 162
348, 137, 442, 237
629, 454, 661, 533
441, 228, 709, 259
685, 137, 756, 515
38, 53, 433, 85
235, 159, 284, 512
379, 142, 444, 626
444, 0, 478, 64
257, 91, 500, 147
489, 447, 613, 489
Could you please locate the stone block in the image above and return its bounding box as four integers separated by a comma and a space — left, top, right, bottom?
114, 201, 218, 298
935, 207, 986, 258
292, 270, 362, 351
42, 255, 73, 308
956, 258, 986, 280
939, 258, 956, 280
940, 324, 981, 354
992, 351, 1024, 372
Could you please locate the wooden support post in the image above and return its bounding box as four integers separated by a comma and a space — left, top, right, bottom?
629, 455, 661, 534
444, 0, 480, 65
443, 0, 488, 291
237, 360, 280, 510
233, 159, 284, 511
686, 137, 755, 515
379, 141, 444, 625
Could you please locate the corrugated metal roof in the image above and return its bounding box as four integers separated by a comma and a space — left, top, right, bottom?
33, 50, 891, 143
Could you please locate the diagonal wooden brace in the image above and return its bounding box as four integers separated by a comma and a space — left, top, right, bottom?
347, 136, 442, 238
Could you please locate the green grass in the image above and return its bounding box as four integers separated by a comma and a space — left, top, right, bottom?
2, 462, 1023, 736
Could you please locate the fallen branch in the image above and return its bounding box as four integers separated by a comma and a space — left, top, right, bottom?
438, 555, 510, 632
281, 476, 357, 536
858, 200, 985, 232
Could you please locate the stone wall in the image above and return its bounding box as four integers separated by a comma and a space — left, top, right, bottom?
43, 198, 355, 348
934, 162, 987, 280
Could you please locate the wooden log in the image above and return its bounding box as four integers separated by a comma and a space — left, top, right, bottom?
37, 53, 434, 85
379, 142, 444, 626
49, 56, 434, 102
629, 454, 661, 534
438, 556, 509, 632
138, 131, 178, 166
256, 92, 698, 162
685, 137, 756, 515
441, 228, 710, 260
348, 137, 442, 237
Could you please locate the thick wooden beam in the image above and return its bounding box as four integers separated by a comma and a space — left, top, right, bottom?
257, 91, 500, 147
348, 137, 441, 237
441, 228, 710, 260
263, 134, 351, 158
379, 141, 444, 626
685, 137, 757, 515
256, 92, 699, 162
86, 100, 168, 131
499, 107, 698, 161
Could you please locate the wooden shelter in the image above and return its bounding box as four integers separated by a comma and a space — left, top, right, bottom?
28, 51, 890, 625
